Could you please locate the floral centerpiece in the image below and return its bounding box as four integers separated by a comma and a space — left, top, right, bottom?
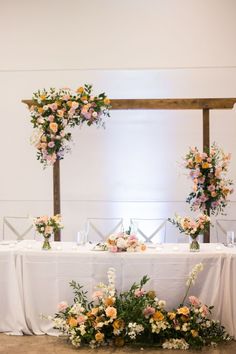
29, 85, 111, 167
33, 214, 63, 250
184, 143, 233, 215
168, 214, 210, 252
106, 232, 146, 252
49, 264, 230, 350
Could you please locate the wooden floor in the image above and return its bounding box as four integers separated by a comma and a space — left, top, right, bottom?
0, 334, 235, 354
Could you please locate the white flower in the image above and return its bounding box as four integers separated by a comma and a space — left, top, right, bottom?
158, 300, 166, 308
186, 263, 204, 286
92, 111, 98, 118
116, 237, 128, 249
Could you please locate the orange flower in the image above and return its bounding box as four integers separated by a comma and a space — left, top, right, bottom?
91, 307, 99, 316
104, 297, 115, 307
104, 97, 110, 105
95, 332, 104, 342
38, 107, 44, 114
202, 162, 210, 169
49, 122, 58, 133
81, 95, 87, 101
67, 101, 73, 107
140, 244, 147, 251
68, 317, 77, 327
40, 95, 46, 101
113, 319, 125, 331
153, 311, 164, 321
177, 306, 190, 316
195, 155, 202, 163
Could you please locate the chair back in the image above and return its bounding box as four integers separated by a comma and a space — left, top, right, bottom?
86, 217, 123, 243
130, 218, 167, 243
2, 216, 35, 241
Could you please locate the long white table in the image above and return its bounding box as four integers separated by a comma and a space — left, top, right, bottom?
0, 241, 236, 337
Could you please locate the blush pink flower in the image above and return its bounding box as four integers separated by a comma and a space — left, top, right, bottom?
48, 141, 55, 148
105, 306, 117, 319
110, 245, 118, 253
57, 301, 68, 312
77, 315, 86, 324
143, 306, 155, 317
48, 115, 54, 122
134, 288, 145, 297
92, 290, 104, 300
200, 304, 209, 317
189, 296, 201, 307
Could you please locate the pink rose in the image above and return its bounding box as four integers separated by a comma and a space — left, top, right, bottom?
48, 115, 54, 122
134, 288, 145, 297
109, 245, 118, 253
49, 103, 58, 112
200, 304, 209, 317
143, 306, 155, 317
77, 315, 86, 324
57, 301, 68, 312
189, 296, 201, 307
48, 141, 55, 148
92, 290, 104, 299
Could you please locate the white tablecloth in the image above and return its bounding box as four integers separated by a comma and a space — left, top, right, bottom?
0, 241, 236, 336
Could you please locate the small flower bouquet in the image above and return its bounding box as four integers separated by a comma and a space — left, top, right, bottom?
106, 232, 146, 252
50, 264, 230, 350
184, 143, 233, 215
33, 214, 63, 250
29, 85, 111, 167
168, 214, 210, 252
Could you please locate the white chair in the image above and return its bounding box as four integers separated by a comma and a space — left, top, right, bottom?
2, 216, 35, 241
215, 219, 236, 244
86, 217, 124, 243
130, 218, 167, 243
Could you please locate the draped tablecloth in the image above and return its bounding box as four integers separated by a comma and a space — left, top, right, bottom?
0, 241, 235, 336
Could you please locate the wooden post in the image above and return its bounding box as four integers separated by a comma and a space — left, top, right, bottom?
53, 159, 61, 241
203, 108, 210, 243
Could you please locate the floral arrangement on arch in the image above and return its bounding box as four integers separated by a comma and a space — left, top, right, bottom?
168, 214, 210, 239
29, 85, 111, 167
33, 214, 63, 237
50, 264, 230, 350
184, 143, 233, 215
106, 232, 146, 253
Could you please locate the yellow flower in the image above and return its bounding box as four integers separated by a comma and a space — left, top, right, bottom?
113, 319, 125, 331
68, 317, 77, 327
40, 95, 46, 101
153, 311, 164, 321
95, 332, 104, 342
177, 306, 190, 316
81, 95, 88, 101
195, 155, 202, 163
168, 312, 176, 320
76, 87, 84, 94
91, 307, 99, 316
191, 329, 199, 337
104, 97, 110, 105
38, 107, 44, 114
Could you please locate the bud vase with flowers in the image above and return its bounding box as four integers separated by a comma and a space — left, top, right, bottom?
33, 214, 63, 250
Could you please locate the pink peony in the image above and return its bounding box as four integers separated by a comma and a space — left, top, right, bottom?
189, 296, 201, 307
143, 306, 155, 317
57, 301, 68, 312
200, 304, 209, 317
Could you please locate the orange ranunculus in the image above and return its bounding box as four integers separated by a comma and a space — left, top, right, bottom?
49, 122, 58, 133
95, 332, 104, 342
104, 297, 115, 307
76, 87, 84, 94
153, 311, 164, 321
168, 312, 176, 320
104, 97, 110, 105
177, 306, 190, 316
113, 319, 125, 331
68, 317, 77, 327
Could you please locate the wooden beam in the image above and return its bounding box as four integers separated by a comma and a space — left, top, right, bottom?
203, 108, 210, 243
53, 160, 61, 241
22, 98, 236, 110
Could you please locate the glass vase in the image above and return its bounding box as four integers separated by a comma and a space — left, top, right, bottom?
42, 235, 51, 250
189, 236, 200, 252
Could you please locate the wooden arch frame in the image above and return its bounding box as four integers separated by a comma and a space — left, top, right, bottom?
22, 97, 236, 242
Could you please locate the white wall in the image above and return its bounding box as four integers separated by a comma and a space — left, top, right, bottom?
0, 0, 236, 241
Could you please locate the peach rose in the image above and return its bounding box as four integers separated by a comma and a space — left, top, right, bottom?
177, 306, 190, 316
113, 319, 125, 331
168, 312, 176, 320
57, 301, 68, 312
104, 297, 115, 307
105, 306, 117, 319
49, 122, 58, 133
68, 317, 77, 327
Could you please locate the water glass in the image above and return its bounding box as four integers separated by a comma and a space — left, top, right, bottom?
77, 230, 87, 245
227, 230, 235, 247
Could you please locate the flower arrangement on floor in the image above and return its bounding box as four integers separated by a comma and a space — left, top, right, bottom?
168, 214, 210, 252
33, 214, 63, 250
184, 143, 233, 215
29, 85, 111, 167
106, 232, 146, 252
50, 264, 230, 350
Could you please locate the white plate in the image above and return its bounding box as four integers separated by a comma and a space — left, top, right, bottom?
0, 241, 17, 246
